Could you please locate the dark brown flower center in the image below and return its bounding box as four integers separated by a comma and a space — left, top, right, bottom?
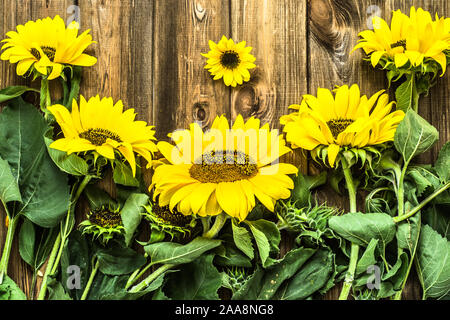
220, 51, 240, 69
79, 128, 122, 146
89, 208, 122, 228
189, 150, 258, 183
30, 46, 56, 61
153, 204, 191, 227
327, 119, 355, 139
390, 39, 406, 50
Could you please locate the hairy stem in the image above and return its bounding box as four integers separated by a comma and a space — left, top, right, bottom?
0, 213, 20, 284
338, 160, 359, 300
203, 213, 227, 239
80, 259, 100, 300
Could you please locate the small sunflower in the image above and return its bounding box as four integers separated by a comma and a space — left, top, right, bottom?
1, 15, 96, 80
48, 95, 158, 176
280, 84, 405, 167
142, 201, 197, 241
79, 205, 124, 244
151, 115, 297, 221
353, 7, 450, 75
202, 36, 256, 87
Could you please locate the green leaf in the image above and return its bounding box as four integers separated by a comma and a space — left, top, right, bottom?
113, 160, 140, 187
0, 156, 21, 204
394, 109, 439, 165
395, 74, 415, 112
144, 236, 222, 266
47, 278, 72, 300
0, 98, 70, 226
44, 135, 89, 176
164, 254, 222, 300
101, 273, 167, 300
231, 220, 254, 260
356, 239, 379, 275
0, 86, 38, 104
0, 275, 27, 300
416, 224, 450, 299
328, 212, 396, 247
257, 247, 317, 300
245, 219, 280, 267
121, 193, 148, 247
18, 218, 35, 267
435, 142, 450, 182
407, 166, 441, 197
275, 248, 334, 300
291, 172, 327, 207
423, 205, 449, 240
397, 212, 421, 251
95, 244, 146, 276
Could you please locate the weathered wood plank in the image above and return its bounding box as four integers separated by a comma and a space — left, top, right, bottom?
0, 0, 75, 299
308, 0, 389, 299
153, 0, 231, 139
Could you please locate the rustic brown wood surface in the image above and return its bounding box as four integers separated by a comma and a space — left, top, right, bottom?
0, 0, 448, 300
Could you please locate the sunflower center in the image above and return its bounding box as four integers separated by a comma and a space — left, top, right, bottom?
79, 128, 122, 146
89, 208, 122, 228
390, 39, 406, 50
189, 150, 258, 183
30, 46, 56, 62
153, 204, 191, 227
327, 119, 355, 139
220, 51, 240, 69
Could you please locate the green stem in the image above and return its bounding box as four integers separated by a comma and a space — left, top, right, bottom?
0, 213, 20, 284
125, 267, 143, 290
394, 182, 450, 223
37, 232, 61, 300
40, 77, 52, 120
338, 159, 359, 300
129, 264, 174, 293
80, 259, 100, 300
38, 175, 92, 299
410, 73, 420, 113
203, 212, 227, 239
50, 175, 92, 275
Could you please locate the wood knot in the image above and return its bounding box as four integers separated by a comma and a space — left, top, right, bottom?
193, 2, 207, 22
193, 102, 209, 125
232, 68, 275, 123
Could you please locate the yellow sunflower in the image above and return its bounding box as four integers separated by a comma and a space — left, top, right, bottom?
48, 95, 158, 176
151, 115, 298, 221
202, 36, 256, 87
1, 15, 96, 80
280, 84, 405, 167
353, 7, 450, 75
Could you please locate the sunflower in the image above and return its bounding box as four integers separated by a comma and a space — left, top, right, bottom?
202, 36, 256, 87
353, 7, 450, 75
142, 201, 198, 241
48, 95, 158, 176
1, 15, 96, 80
151, 115, 298, 221
280, 84, 405, 167
79, 204, 124, 244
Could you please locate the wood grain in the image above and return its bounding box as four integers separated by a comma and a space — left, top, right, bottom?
1, 0, 448, 300
0, 0, 75, 299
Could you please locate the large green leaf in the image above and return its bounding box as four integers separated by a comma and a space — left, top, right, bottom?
231, 220, 254, 260
113, 159, 139, 187
416, 224, 450, 299
329, 212, 396, 247
0, 156, 21, 204
245, 219, 280, 267
163, 254, 222, 300
395, 74, 415, 112
95, 244, 146, 276
0, 98, 69, 226
120, 193, 148, 246
144, 236, 221, 266
355, 238, 379, 275
0, 86, 39, 104
0, 275, 26, 300
394, 109, 439, 165
435, 142, 450, 182
275, 248, 334, 300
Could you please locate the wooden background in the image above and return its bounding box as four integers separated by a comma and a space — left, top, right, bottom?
0, 0, 448, 300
